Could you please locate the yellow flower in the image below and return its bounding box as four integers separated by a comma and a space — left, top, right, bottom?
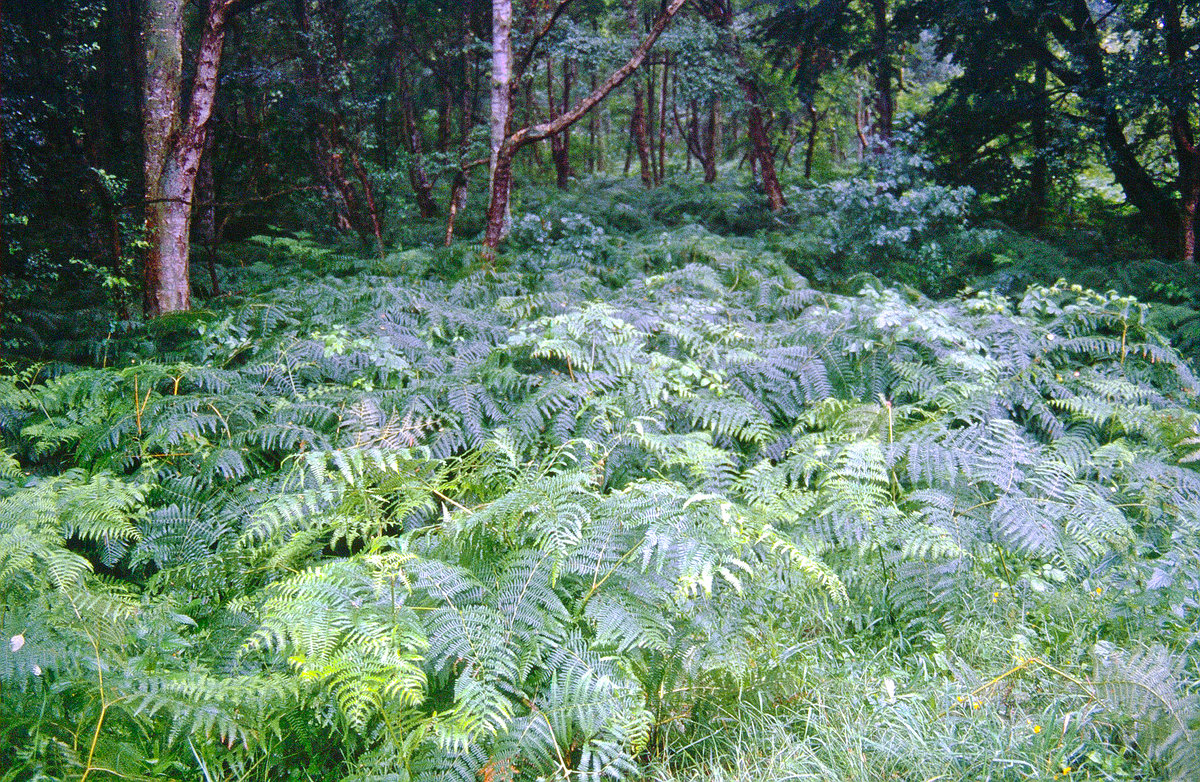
1032, 724, 1042, 734
1095, 586, 1103, 595
957, 695, 965, 702
972, 701, 981, 710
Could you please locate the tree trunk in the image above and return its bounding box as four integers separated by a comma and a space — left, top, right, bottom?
1028, 59, 1049, 229
804, 102, 820, 179
658, 54, 670, 184
142, 0, 234, 317
869, 0, 893, 150
445, 168, 469, 246
740, 76, 786, 211
1051, 0, 1176, 252
627, 0, 653, 188
350, 149, 385, 256
142, 0, 186, 316
197, 130, 221, 296
703, 99, 719, 183
588, 71, 601, 172
1161, 0, 1199, 264
484, 0, 514, 248
646, 68, 659, 185
398, 59, 439, 218
548, 56, 574, 189
483, 0, 686, 248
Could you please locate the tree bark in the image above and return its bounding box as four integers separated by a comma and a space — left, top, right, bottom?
547, 56, 574, 189
445, 169, 469, 246
142, 0, 236, 317
484, 0, 514, 249
703, 99, 720, 182
869, 0, 893, 150
196, 129, 221, 296
627, 0, 653, 188
739, 77, 786, 210
1161, 0, 1199, 264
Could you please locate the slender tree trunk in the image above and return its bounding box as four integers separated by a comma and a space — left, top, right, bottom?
1028, 59, 1049, 229
869, 0, 893, 150
740, 77, 786, 210
548, 57, 574, 189
398, 60, 439, 218
647, 67, 659, 185
588, 72, 601, 172
657, 54, 670, 184
484, 0, 514, 249
703, 99, 719, 183
1161, 0, 1199, 264
627, 0, 653, 187
483, 0, 686, 248
445, 169, 469, 245
350, 150, 385, 255
804, 102, 820, 179
142, 0, 234, 317
196, 129, 221, 296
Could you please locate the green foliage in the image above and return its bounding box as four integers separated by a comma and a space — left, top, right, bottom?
2, 220, 1199, 780
782, 143, 999, 295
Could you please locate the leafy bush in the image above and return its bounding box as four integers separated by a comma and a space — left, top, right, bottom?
784, 145, 999, 296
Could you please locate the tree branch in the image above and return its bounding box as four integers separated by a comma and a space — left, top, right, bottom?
515, 0, 576, 78
508, 0, 686, 148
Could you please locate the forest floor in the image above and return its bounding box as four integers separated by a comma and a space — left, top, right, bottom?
2, 177, 1199, 781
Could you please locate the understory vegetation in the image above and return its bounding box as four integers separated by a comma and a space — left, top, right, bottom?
3, 171, 1200, 781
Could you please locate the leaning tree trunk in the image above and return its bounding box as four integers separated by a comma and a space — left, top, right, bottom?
142, 0, 233, 317
740, 76, 786, 211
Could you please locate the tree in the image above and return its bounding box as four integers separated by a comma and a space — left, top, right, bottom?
921, 0, 1200, 262
482, 0, 687, 249
142, 0, 250, 317
701, 0, 786, 210
761, 0, 902, 154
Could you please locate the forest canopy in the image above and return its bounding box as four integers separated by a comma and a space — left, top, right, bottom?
2, 1, 1200, 781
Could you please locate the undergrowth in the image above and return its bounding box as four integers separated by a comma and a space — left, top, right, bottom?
2, 182, 1200, 780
